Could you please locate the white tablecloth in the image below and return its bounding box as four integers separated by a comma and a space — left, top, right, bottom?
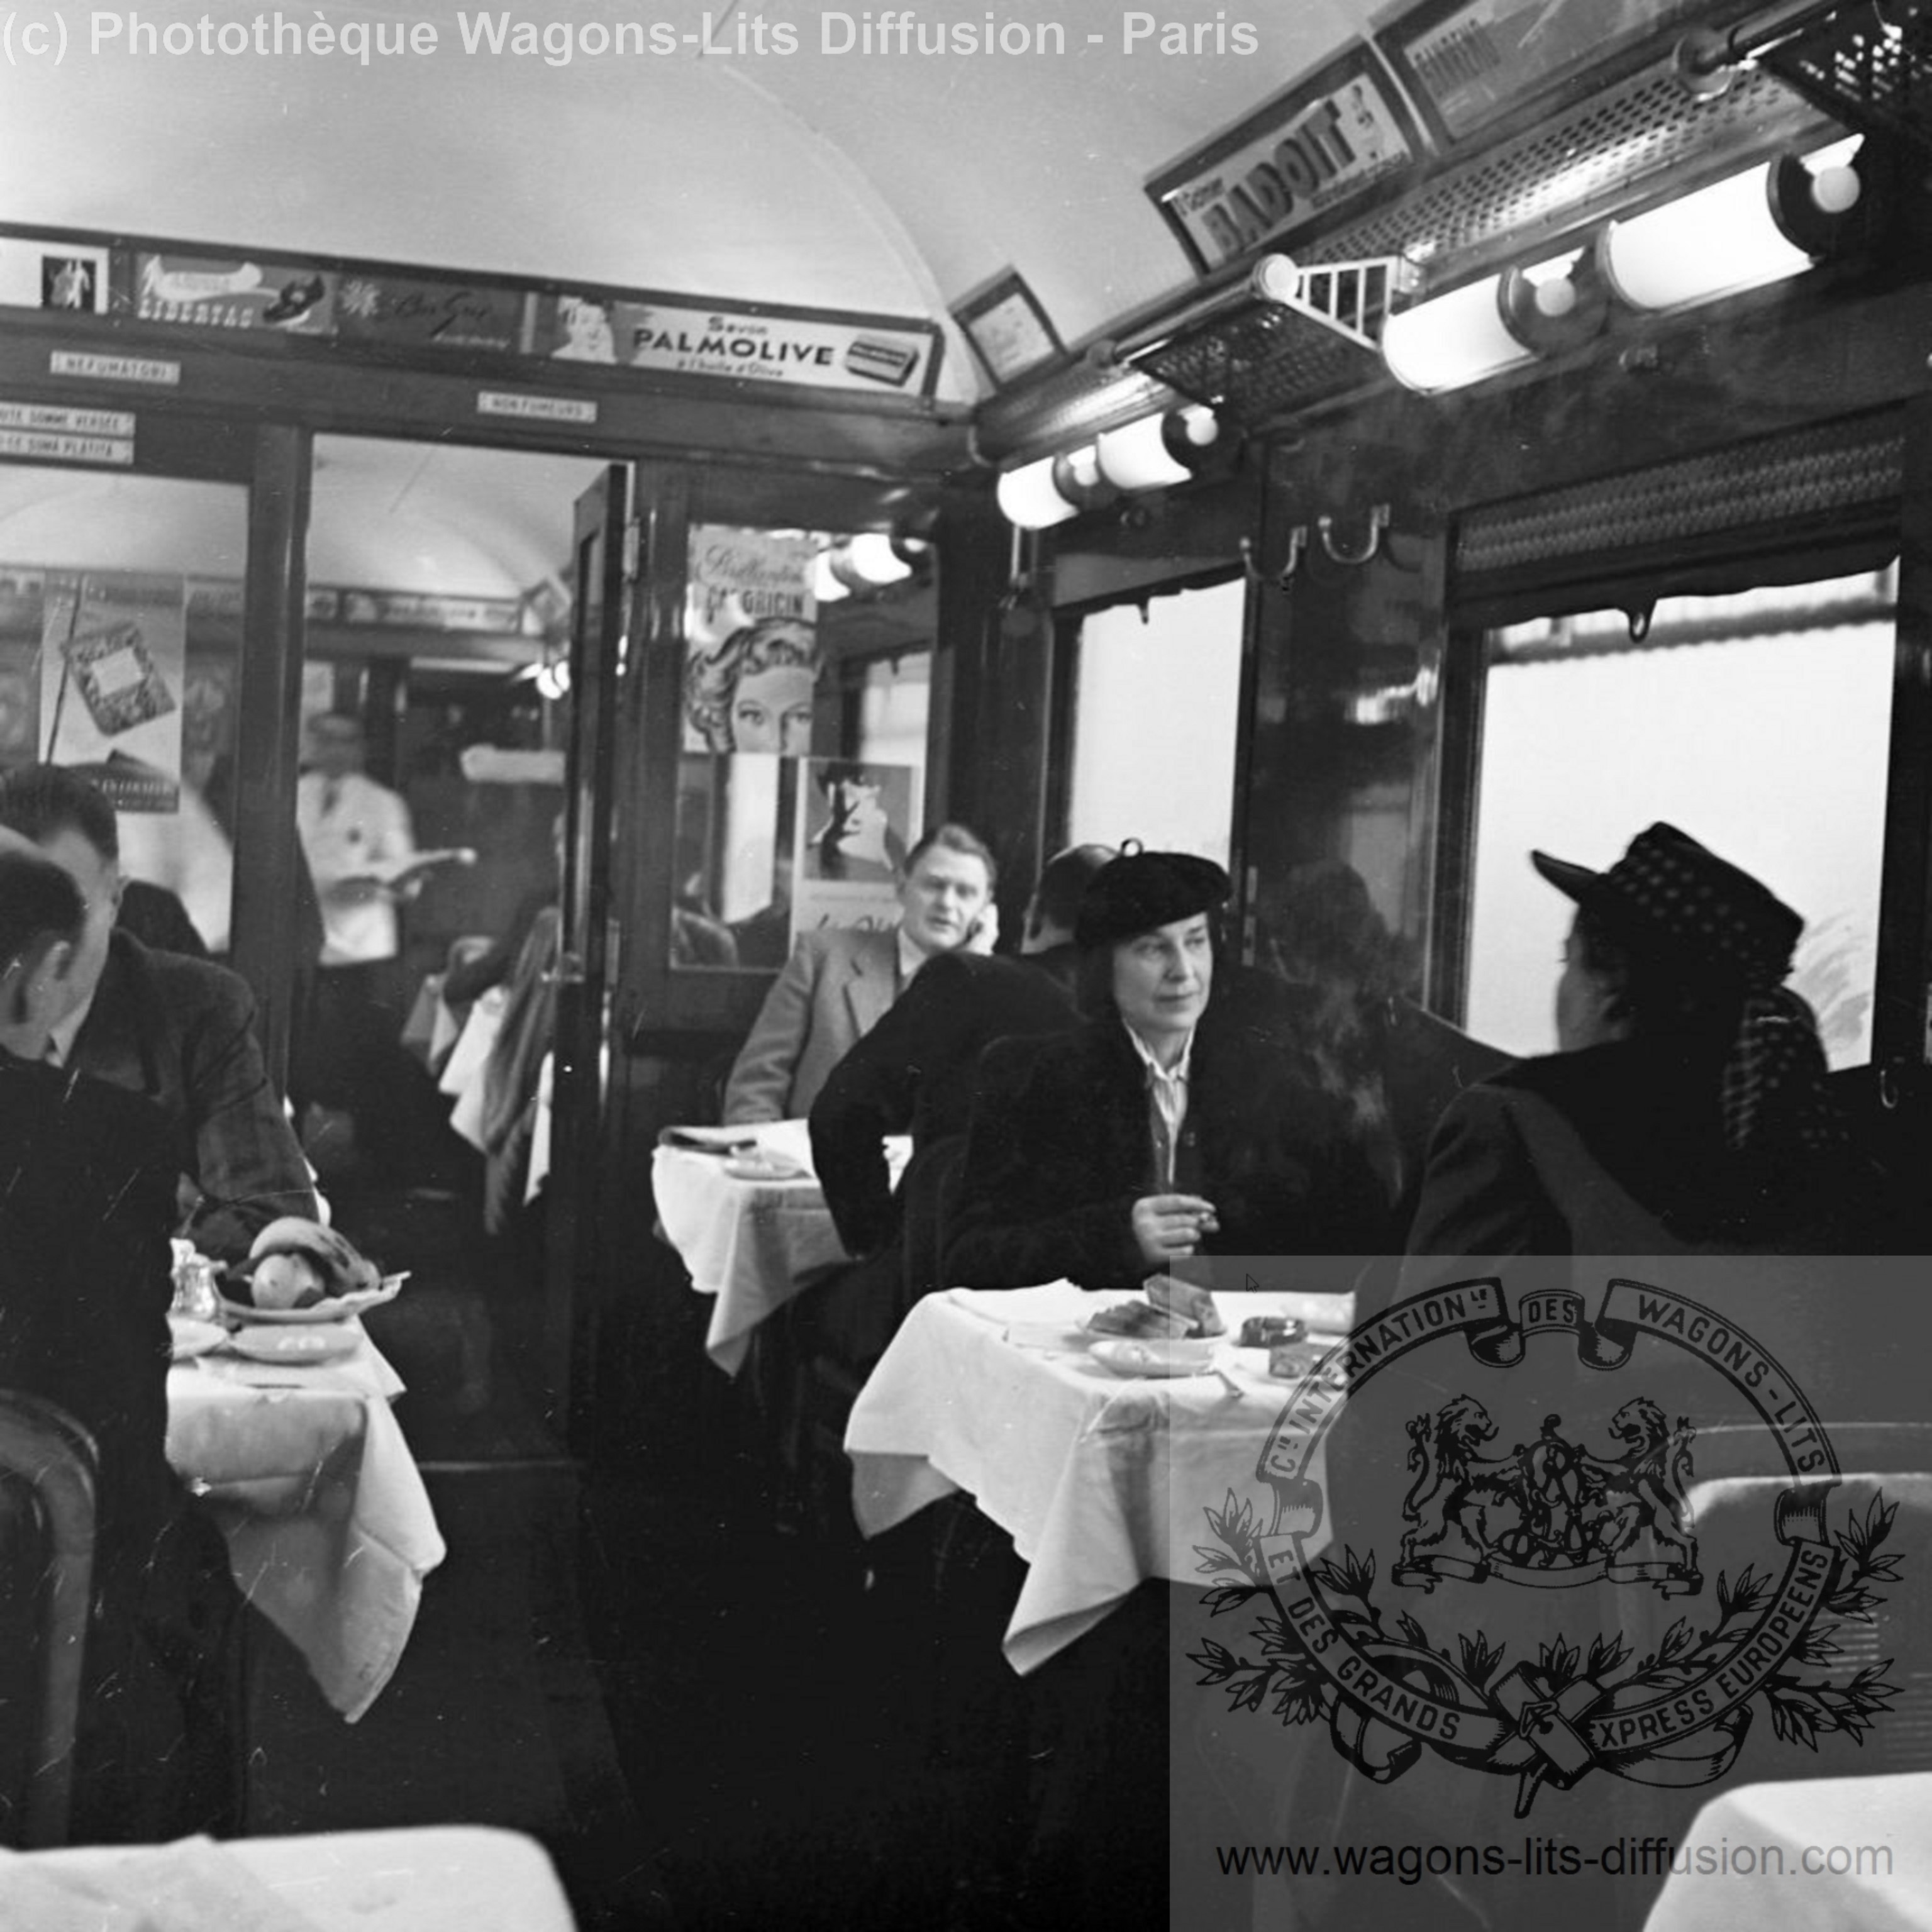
846, 1280, 1351, 1674
1643, 1774, 1932, 1932
166, 1331, 447, 1721
23, 1824, 575, 1930
652, 1125, 851, 1375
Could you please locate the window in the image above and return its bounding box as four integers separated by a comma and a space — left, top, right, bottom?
1464, 569, 1895, 1069
1063, 579, 1244, 864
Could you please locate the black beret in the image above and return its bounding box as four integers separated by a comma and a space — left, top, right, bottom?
1076, 849, 1231, 950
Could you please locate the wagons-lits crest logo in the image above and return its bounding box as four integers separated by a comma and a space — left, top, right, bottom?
1192, 1275, 1901, 1816
1396, 1394, 1697, 1593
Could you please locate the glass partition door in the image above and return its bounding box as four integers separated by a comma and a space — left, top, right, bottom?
0, 465, 250, 952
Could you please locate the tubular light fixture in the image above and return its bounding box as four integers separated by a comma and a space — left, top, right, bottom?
1049, 443, 1114, 515
810, 549, 850, 603
1095, 405, 1223, 489
997, 454, 1080, 530
1598, 137, 1865, 313
1382, 249, 1607, 394
840, 532, 915, 587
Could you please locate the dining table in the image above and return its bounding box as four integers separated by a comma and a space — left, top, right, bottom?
165, 1321, 447, 1721
14, 1823, 576, 1929
1641, 1772, 1932, 1931
844, 1278, 1353, 1674
653, 1121, 906, 1376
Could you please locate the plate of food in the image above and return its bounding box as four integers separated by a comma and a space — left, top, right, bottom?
1089, 1336, 1221, 1379
226, 1323, 361, 1364
213, 1217, 404, 1324
167, 1313, 226, 1360
1083, 1273, 1226, 1342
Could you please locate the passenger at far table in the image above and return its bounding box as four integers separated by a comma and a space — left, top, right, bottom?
0, 765, 318, 1260
804, 842, 1116, 1368
0, 845, 252, 1843
722, 821, 997, 1124
1257, 859, 1509, 1248
945, 847, 1385, 1292
1402, 821, 1880, 1266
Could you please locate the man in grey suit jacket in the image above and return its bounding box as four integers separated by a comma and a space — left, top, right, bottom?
722, 822, 996, 1123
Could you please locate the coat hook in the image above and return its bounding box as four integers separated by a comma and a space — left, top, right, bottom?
1242, 528, 1306, 587
1317, 502, 1389, 567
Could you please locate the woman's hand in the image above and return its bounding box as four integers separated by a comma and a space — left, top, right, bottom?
1131, 1193, 1219, 1269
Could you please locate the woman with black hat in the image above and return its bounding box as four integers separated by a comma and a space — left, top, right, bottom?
944, 848, 1384, 1291
1404, 823, 1872, 1260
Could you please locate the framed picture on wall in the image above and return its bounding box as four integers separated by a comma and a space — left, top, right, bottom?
954, 270, 1063, 387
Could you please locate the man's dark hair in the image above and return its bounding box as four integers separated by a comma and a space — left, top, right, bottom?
903, 821, 997, 892
1030, 843, 1118, 936
0, 763, 119, 861
0, 847, 85, 972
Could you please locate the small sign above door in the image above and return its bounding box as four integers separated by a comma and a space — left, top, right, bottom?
0, 399, 135, 465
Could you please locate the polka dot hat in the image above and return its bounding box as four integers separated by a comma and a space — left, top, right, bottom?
1531, 823, 1801, 986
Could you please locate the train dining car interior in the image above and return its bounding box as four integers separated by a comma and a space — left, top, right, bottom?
3, 0, 1931, 1926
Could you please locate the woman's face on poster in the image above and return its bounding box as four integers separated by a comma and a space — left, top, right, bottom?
731, 663, 816, 755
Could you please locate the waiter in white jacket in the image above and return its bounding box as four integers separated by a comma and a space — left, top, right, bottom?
294, 711, 417, 1170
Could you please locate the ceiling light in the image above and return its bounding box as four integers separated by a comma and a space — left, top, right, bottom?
1382, 250, 1606, 394
997, 455, 1080, 530
1598, 138, 1866, 313
810, 550, 849, 603
1096, 406, 1223, 489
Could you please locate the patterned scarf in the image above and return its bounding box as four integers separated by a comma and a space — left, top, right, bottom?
1718, 981, 1844, 1155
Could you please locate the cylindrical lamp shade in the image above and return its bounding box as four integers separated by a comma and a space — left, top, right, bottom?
1598, 162, 1813, 311
997, 455, 1079, 530
1096, 406, 1222, 489
810, 550, 850, 602
841, 532, 914, 586
1381, 274, 1535, 394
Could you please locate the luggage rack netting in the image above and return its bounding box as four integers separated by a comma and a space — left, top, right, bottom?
1762, 0, 1932, 162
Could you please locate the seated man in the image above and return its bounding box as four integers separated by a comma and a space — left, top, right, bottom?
723, 821, 997, 1124
0, 765, 318, 1259
0, 847, 250, 1842
946, 848, 1385, 1292
804, 843, 1116, 1367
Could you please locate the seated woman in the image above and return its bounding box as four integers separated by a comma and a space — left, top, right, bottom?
1404, 822, 1875, 1262
944, 848, 1384, 1292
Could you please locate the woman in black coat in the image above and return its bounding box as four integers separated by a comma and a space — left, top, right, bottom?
944, 850, 1384, 1292
1403, 823, 1875, 1263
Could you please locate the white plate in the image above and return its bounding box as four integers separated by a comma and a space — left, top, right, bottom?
226, 1323, 361, 1363
214, 1272, 406, 1325
723, 1155, 809, 1182
167, 1314, 226, 1360
1089, 1337, 1221, 1379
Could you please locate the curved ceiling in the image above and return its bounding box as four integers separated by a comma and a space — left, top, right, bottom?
0, 0, 1370, 405
1, 0, 1383, 596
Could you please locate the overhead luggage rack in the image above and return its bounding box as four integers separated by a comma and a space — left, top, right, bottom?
1760, 0, 1932, 160
1119, 258, 1408, 428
